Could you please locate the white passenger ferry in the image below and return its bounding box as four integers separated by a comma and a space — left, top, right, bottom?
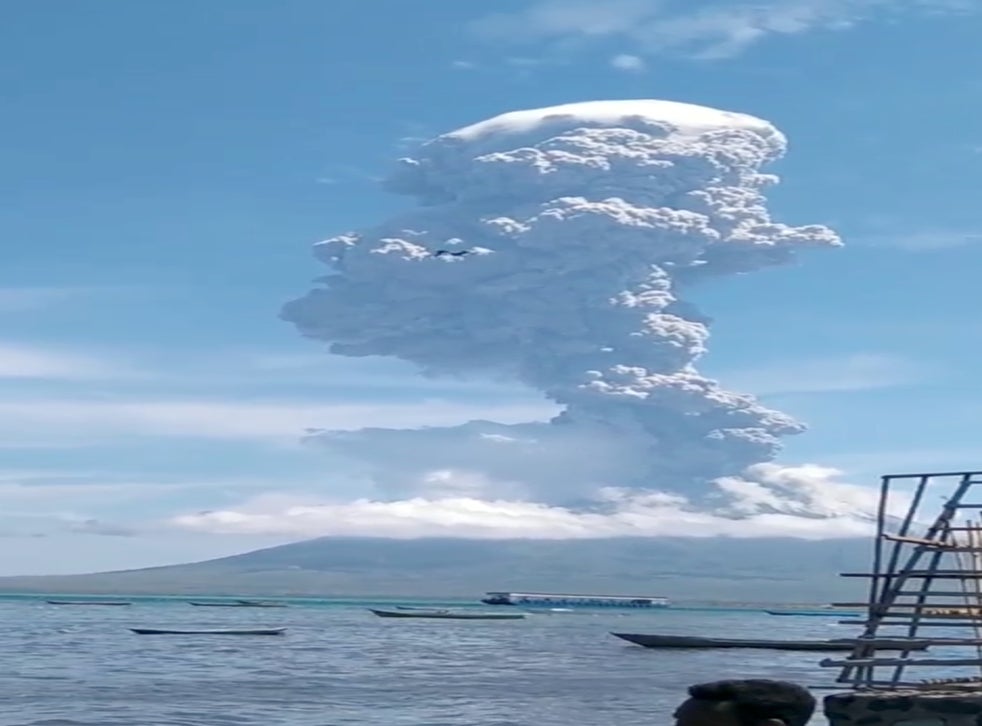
480, 591, 670, 609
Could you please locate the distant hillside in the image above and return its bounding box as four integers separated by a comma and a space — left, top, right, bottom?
0, 536, 871, 602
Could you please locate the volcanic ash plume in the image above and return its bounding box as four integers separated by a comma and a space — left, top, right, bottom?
283, 100, 842, 512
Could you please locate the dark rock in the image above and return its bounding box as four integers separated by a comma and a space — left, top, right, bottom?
926, 699, 982, 715
855, 716, 883, 725
826, 695, 858, 708
867, 697, 914, 712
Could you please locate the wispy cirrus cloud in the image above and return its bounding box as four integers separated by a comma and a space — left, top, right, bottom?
0, 339, 533, 391
858, 229, 982, 252
0, 469, 196, 502
0, 338, 552, 447
609, 54, 646, 72
0, 512, 138, 539
0, 469, 335, 541
720, 353, 928, 396
0, 396, 556, 444
470, 0, 975, 60
0, 286, 88, 313
0, 342, 141, 380
0, 470, 151, 539
0, 286, 135, 313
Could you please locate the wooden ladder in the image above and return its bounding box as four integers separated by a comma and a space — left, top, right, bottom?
819, 470, 982, 689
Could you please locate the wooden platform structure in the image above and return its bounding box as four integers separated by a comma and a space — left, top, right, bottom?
819, 470, 982, 689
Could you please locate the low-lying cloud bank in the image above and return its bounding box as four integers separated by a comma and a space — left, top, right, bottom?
171, 464, 885, 541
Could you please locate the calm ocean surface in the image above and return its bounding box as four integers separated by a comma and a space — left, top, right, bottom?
0, 597, 855, 726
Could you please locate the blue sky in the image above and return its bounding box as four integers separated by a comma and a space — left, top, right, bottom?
2, 0, 981, 575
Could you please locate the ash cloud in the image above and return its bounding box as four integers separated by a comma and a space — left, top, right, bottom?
283, 100, 842, 516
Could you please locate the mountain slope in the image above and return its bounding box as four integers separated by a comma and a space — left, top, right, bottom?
0, 536, 872, 602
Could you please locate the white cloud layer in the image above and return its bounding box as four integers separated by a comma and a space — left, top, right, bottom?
171, 464, 883, 540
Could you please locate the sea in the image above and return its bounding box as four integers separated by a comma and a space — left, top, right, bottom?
0, 595, 860, 726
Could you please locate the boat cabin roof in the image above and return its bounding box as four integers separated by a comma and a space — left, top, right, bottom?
485, 591, 668, 600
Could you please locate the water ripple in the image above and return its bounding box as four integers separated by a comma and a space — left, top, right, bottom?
0, 601, 846, 725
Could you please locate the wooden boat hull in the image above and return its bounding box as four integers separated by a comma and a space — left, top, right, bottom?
47, 600, 131, 606
767, 610, 863, 618
611, 633, 929, 652
131, 628, 286, 636
396, 606, 449, 611
187, 601, 286, 608
370, 608, 524, 620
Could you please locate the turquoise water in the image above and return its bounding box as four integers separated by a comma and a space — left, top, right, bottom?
0, 595, 854, 726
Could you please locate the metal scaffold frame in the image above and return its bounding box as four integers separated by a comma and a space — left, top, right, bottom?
819, 470, 982, 690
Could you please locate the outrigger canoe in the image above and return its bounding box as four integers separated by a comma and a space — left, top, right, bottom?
396, 606, 450, 612
767, 609, 863, 618
187, 600, 287, 608
131, 627, 286, 636
611, 633, 929, 652
369, 608, 524, 620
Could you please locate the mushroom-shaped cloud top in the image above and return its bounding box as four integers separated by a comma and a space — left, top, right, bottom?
447, 99, 784, 146
386, 99, 789, 207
